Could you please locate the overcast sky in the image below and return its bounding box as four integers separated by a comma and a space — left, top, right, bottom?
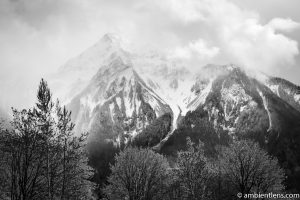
0, 0, 300, 109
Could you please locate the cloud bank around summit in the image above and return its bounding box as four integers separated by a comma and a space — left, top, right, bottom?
0, 0, 299, 109
156, 0, 299, 74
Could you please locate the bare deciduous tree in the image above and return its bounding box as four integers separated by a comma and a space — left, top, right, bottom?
104, 147, 170, 200
218, 140, 285, 199
174, 137, 214, 200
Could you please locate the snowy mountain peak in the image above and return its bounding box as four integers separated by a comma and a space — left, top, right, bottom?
49, 33, 131, 104
50, 34, 300, 150
101, 33, 122, 45
48, 35, 300, 192
59, 33, 126, 73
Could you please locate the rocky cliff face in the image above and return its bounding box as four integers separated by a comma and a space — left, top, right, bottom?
67, 56, 172, 146
52, 34, 300, 151
52, 34, 300, 191
266, 77, 300, 112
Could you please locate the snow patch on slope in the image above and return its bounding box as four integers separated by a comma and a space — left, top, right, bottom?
268, 84, 280, 97
257, 88, 272, 132
116, 97, 122, 108
295, 94, 300, 102
217, 82, 257, 134
109, 103, 115, 122
188, 79, 213, 111
80, 94, 98, 116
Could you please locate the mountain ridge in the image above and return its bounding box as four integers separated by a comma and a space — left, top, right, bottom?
53, 34, 300, 142
50, 34, 300, 191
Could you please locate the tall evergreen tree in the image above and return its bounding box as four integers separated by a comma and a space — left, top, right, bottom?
55, 100, 95, 199
35, 79, 55, 199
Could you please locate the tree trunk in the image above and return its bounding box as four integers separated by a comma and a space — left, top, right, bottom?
47, 141, 52, 200
61, 138, 67, 200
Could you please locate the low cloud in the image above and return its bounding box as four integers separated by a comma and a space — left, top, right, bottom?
153, 0, 299, 74
267, 18, 300, 33
169, 39, 220, 63
0, 0, 299, 109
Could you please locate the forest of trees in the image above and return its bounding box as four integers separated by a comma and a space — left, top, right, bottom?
0, 79, 287, 200
102, 138, 286, 200
0, 79, 95, 200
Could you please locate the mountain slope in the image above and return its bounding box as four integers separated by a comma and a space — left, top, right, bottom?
67, 56, 172, 145
59, 35, 300, 155
49, 33, 131, 104
266, 77, 300, 112
160, 66, 300, 191
53, 34, 300, 191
